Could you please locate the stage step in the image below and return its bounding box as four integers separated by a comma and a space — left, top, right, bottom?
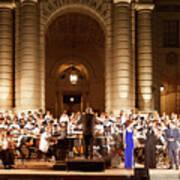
150, 170, 180, 180
53, 161, 66, 170
66, 159, 105, 172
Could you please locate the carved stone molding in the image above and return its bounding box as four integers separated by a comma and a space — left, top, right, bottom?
135, 3, 155, 11
0, 1, 16, 8
43, 0, 110, 23
20, 0, 37, 3
114, 0, 131, 4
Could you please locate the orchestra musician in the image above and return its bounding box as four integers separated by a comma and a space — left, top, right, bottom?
0, 130, 15, 169
54, 121, 68, 161
0, 109, 179, 170
94, 116, 105, 157
39, 127, 52, 161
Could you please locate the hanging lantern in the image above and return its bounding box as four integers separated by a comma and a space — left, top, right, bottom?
69, 72, 78, 85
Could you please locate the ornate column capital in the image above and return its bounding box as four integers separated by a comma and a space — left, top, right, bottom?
0, 0, 16, 9
114, 0, 132, 4
21, 0, 37, 3
135, 3, 155, 11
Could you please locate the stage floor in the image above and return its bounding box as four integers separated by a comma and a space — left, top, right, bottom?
0, 168, 179, 180
0, 160, 179, 180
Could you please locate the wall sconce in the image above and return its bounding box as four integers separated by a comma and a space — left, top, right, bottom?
160, 85, 165, 92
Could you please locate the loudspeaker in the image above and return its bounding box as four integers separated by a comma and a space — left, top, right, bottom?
67, 159, 105, 172
134, 168, 149, 180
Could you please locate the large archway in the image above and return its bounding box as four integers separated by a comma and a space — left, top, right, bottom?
45, 12, 105, 116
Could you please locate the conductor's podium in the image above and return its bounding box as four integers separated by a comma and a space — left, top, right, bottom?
66, 158, 105, 172
54, 158, 105, 172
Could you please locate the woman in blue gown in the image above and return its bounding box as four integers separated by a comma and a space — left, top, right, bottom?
124, 120, 135, 168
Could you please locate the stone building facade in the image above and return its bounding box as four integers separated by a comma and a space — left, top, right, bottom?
0, 0, 179, 115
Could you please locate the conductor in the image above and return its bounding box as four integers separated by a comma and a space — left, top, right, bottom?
82, 107, 95, 159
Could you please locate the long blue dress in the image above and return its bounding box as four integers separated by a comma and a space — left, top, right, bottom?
125, 130, 134, 168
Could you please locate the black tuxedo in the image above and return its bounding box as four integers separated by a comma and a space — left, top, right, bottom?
81, 113, 95, 159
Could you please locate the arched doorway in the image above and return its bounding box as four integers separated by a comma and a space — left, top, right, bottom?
45, 12, 105, 116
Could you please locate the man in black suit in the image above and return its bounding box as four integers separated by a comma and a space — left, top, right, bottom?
164, 121, 180, 169
82, 107, 95, 159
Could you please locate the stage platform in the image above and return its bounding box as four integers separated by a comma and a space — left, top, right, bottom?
0, 160, 179, 180
0, 168, 179, 180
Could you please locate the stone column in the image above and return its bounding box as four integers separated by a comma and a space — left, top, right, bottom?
105, 0, 113, 113
131, 3, 136, 109
112, 0, 133, 114
0, 2, 15, 110
15, 1, 20, 110
19, 0, 40, 111
39, 0, 45, 111
136, 3, 154, 111
176, 85, 180, 113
